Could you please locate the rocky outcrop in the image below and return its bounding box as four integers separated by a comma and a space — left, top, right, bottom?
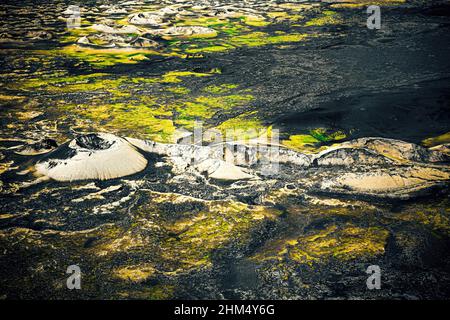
77, 34, 160, 48
35, 133, 147, 181
158, 26, 217, 38
317, 166, 450, 199
337, 137, 448, 163
90, 24, 144, 34
128, 12, 166, 26
27, 134, 449, 199
195, 158, 254, 181
15, 138, 58, 156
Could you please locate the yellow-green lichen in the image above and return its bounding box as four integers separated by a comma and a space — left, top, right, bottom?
184, 31, 310, 55
331, 0, 405, 9
305, 10, 342, 27
422, 132, 450, 147
18, 73, 112, 91
310, 128, 346, 142
114, 265, 156, 283
63, 102, 175, 142
0, 94, 27, 103
185, 45, 232, 54
282, 128, 346, 153
253, 224, 388, 265
203, 83, 239, 94
166, 86, 191, 94
118, 285, 175, 300
161, 199, 280, 270
132, 70, 213, 84
175, 94, 254, 129
229, 32, 309, 48
215, 113, 267, 141
177, 101, 216, 121
37, 46, 179, 68
394, 200, 450, 236
241, 15, 270, 27
267, 11, 304, 22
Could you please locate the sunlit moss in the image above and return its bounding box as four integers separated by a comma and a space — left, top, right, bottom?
278, 3, 319, 10
310, 128, 346, 142
110, 90, 132, 99
216, 113, 267, 141
253, 224, 388, 265
177, 101, 216, 121
220, 23, 249, 36
1, 1, 447, 299
132, 70, 213, 84
176, 16, 250, 38
44, 77, 253, 142
282, 128, 346, 152
203, 83, 239, 94
118, 285, 175, 300
61, 46, 154, 66
0, 94, 26, 103
184, 31, 310, 55
36, 46, 181, 67
18, 73, 111, 91
114, 265, 156, 283
59, 27, 91, 44
267, 12, 304, 22
209, 68, 222, 74
197, 94, 253, 108
87, 225, 141, 257
166, 86, 191, 94
0, 160, 14, 175
185, 45, 232, 54
282, 134, 320, 152
331, 0, 405, 8
176, 16, 229, 27
146, 285, 175, 300
161, 71, 211, 83
229, 32, 309, 47
422, 132, 450, 147
241, 15, 270, 27
268, 12, 289, 19
305, 10, 342, 27
174, 94, 254, 128
62, 102, 176, 142
163, 30, 218, 40
289, 225, 388, 264
15, 110, 43, 121
161, 199, 281, 270
394, 200, 450, 235
31, 78, 124, 93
